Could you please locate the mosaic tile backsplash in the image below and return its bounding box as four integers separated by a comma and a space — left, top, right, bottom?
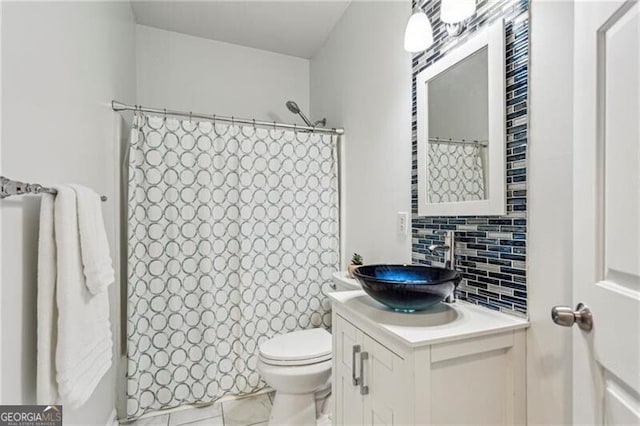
411, 0, 529, 316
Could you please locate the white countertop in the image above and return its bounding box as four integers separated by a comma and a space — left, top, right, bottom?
331, 271, 360, 290
329, 290, 529, 347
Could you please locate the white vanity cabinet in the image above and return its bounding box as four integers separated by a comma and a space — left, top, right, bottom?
330, 291, 528, 426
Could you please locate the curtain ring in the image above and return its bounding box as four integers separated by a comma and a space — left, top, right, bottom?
252, 119, 256, 129
189, 111, 193, 123
294, 123, 297, 133
232, 116, 235, 126
273, 121, 276, 131
163, 108, 167, 121
212, 114, 216, 125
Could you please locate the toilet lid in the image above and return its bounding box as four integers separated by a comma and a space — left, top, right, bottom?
259, 328, 332, 365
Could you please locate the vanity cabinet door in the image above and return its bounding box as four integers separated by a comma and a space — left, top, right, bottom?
333, 315, 364, 425
333, 313, 409, 426
361, 335, 407, 426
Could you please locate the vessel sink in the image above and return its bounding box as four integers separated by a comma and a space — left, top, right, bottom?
352, 264, 462, 312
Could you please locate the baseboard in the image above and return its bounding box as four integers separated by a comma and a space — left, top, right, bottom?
106, 408, 119, 426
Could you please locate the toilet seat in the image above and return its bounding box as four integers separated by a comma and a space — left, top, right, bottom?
259, 328, 332, 366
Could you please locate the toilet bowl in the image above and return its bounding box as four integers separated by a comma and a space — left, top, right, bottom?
258, 328, 332, 426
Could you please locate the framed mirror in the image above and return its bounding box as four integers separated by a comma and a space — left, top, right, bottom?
416, 19, 505, 216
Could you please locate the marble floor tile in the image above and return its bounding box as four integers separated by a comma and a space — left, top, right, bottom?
169, 404, 223, 426
124, 393, 278, 426
126, 414, 170, 426
170, 415, 224, 426
222, 394, 272, 426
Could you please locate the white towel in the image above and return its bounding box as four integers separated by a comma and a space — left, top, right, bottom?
69, 184, 114, 295
36, 185, 113, 408
37, 194, 58, 405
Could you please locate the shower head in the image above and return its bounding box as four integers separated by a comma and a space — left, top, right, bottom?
285, 100, 313, 127
286, 101, 301, 114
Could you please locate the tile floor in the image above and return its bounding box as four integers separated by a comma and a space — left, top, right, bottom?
126, 392, 274, 426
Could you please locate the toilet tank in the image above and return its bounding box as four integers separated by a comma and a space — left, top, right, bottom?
331, 271, 361, 292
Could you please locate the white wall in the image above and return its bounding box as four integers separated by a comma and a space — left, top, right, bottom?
0, 2, 136, 425
136, 25, 310, 124
310, 1, 412, 266
527, 1, 574, 424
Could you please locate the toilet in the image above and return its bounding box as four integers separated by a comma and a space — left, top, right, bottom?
257, 272, 360, 426
258, 328, 332, 426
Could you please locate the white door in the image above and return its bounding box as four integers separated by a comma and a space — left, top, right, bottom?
567, 0, 640, 424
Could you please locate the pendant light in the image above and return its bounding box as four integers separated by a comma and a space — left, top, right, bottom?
403, 9, 434, 52
440, 0, 476, 36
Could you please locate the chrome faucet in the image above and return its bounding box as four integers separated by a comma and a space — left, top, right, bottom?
428, 230, 457, 303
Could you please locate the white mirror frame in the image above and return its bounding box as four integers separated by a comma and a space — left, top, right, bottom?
416, 19, 506, 216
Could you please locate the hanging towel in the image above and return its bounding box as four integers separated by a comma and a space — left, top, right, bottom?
36, 185, 113, 408
37, 194, 58, 405
69, 184, 114, 295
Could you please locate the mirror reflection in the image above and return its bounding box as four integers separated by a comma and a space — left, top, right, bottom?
427, 47, 489, 203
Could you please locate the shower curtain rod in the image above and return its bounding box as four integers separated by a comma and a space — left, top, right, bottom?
428, 137, 488, 147
111, 101, 344, 136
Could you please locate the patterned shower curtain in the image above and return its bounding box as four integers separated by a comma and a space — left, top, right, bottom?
126, 113, 339, 419
427, 141, 486, 203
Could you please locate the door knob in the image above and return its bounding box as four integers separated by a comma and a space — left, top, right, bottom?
551, 302, 593, 331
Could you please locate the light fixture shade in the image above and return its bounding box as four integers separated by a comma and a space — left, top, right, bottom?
440, 0, 476, 24
404, 11, 434, 52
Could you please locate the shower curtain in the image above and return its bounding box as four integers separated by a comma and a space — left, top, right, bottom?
427, 141, 486, 203
126, 113, 340, 418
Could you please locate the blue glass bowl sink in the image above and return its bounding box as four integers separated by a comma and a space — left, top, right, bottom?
352, 264, 462, 312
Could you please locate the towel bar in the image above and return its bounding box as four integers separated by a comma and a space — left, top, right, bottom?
0, 176, 107, 202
